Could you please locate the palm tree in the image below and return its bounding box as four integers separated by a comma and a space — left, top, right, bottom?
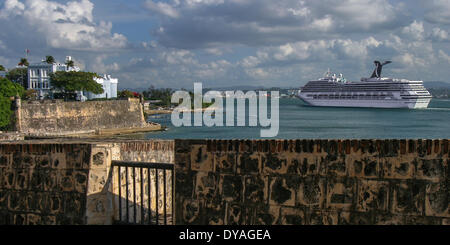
18, 58, 29, 67
45, 56, 55, 64
0, 65, 5, 71
66, 59, 74, 68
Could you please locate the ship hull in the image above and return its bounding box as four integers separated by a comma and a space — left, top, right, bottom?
299, 96, 431, 109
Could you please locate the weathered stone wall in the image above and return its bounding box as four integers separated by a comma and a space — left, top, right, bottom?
111, 141, 175, 224
0, 143, 92, 225
174, 139, 450, 225
17, 98, 146, 136
0, 140, 175, 225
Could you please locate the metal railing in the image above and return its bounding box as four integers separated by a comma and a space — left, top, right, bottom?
112, 161, 174, 225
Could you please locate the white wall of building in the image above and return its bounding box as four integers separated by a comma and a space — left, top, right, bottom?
27, 56, 118, 100
86, 75, 118, 100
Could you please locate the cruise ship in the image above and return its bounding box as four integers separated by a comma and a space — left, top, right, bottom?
298, 61, 432, 109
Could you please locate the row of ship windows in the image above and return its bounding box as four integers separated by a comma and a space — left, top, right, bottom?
307, 94, 393, 99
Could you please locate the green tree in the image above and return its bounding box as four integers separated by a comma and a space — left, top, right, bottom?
50, 71, 104, 98
118, 90, 136, 98
6, 68, 28, 88
66, 59, 75, 68
18, 58, 29, 67
0, 65, 5, 71
45, 56, 55, 64
0, 77, 24, 130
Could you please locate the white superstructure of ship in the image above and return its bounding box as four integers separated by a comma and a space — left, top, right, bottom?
298, 61, 432, 109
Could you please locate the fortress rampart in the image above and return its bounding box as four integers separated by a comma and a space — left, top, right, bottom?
0, 139, 448, 225
13, 98, 158, 136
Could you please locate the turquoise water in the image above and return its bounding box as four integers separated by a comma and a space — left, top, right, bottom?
133, 98, 450, 139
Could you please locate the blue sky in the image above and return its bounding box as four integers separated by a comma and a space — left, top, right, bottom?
1, 0, 450, 89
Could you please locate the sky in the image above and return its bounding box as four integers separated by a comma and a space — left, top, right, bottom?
1, 0, 450, 89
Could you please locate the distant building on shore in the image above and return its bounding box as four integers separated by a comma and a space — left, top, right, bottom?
0, 71, 6, 78
28, 56, 80, 99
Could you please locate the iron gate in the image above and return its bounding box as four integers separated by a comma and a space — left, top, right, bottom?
112, 161, 174, 225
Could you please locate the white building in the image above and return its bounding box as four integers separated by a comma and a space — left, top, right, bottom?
28, 56, 80, 99
84, 74, 118, 100
27, 56, 118, 100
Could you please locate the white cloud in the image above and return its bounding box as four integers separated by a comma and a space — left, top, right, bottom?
0, 0, 127, 51
144, 0, 180, 18
401, 21, 424, 41
430, 27, 450, 41
424, 0, 450, 24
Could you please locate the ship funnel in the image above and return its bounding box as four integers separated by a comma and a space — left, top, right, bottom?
370, 60, 392, 78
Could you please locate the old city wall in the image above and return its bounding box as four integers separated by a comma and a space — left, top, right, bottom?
0, 140, 174, 225
174, 139, 450, 225
16, 98, 146, 136
1, 139, 448, 225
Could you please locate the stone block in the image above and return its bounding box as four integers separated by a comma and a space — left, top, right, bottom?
269, 177, 296, 207
87, 168, 108, 194
226, 202, 244, 225
14, 169, 29, 190
13, 213, 27, 225
323, 154, 348, 177
175, 171, 195, 199
254, 205, 280, 225
179, 198, 202, 225
73, 170, 88, 193
339, 211, 374, 225
380, 156, 415, 179
63, 193, 86, 219
91, 150, 107, 169
0, 190, 9, 209
27, 214, 41, 225
287, 154, 320, 176
35, 155, 51, 169
42, 169, 58, 192
215, 152, 236, 174
356, 180, 389, 212
237, 152, 260, 174
8, 191, 27, 211
58, 169, 74, 192
194, 172, 218, 200
2, 169, 15, 189
262, 153, 288, 175
86, 193, 113, 225
190, 145, 214, 172
404, 215, 442, 225
416, 158, 445, 182
326, 177, 355, 210
51, 153, 67, 169
48, 193, 64, 215
390, 180, 425, 215
244, 175, 268, 205
308, 210, 339, 225
0, 154, 10, 168
348, 156, 379, 178
425, 182, 449, 217
297, 176, 325, 208
220, 175, 243, 203
279, 207, 306, 225
374, 214, 405, 225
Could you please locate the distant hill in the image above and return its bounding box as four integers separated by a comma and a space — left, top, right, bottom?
423, 81, 450, 89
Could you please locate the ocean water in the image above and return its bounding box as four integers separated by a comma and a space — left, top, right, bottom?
128, 98, 450, 139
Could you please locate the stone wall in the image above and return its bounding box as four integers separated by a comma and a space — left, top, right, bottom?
16, 98, 147, 136
0, 140, 175, 225
111, 141, 175, 224
0, 143, 92, 225
174, 139, 450, 225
